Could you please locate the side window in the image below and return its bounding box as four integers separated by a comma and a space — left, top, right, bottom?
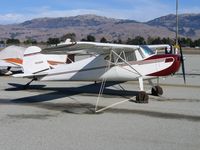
104, 51, 137, 63
104, 53, 125, 63
117, 52, 126, 62
125, 51, 137, 61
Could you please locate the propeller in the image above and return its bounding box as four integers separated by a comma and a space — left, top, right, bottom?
175, 0, 186, 84
178, 41, 186, 84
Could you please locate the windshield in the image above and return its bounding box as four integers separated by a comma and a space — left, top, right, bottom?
140, 45, 155, 56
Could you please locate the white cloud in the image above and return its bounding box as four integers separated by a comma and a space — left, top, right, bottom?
117, 0, 173, 21
180, 7, 200, 14
0, 8, 171, 25
0, 1, 200, 24
0, 13, 28, 24
0, 0, 174, 24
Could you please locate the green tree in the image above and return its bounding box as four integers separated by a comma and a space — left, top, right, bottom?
161, 37, 171, 44
87, 35, 96, 42
118, 39, 122, 44
186, 38, 194, 47
126, 36, 146, 45
179, 37, 193, 47
47, 38, 60, 45
113, 38, 122, 44
6, 39, 20, 45
194, 38, 200, 47
147, 36, 154, 44
24, 39, 32, 45
81, 38, 87, 41
135, 36, 146, 45
126, 38, 132, 44
100, 37, 107, 43
24, 39, 38, 45
31, 40, 37, 45
151, 37, 162, 44
0, 41, 5, 44
60, 33, 76, 42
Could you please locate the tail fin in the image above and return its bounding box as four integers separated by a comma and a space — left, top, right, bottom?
23, 46, 50, 74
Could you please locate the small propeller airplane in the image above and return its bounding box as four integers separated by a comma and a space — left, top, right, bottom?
12, 0, 185, 113
12, 39, 186, 112
0, 45, 73, 75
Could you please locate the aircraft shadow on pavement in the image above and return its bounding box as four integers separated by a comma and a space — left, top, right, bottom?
6, 81, 138, 104
3, 81, 138, 114
7, 83, 46, 90
2, 82, 200, 122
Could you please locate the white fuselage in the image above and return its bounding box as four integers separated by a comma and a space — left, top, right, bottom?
39, 54, 174, 82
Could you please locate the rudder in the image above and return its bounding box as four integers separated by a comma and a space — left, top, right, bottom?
23, 46, 50, 74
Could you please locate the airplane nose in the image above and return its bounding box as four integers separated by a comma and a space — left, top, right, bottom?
163, 55, 181, 75
172, 55, 182, 73
147, 54, 182, 77
177, 55, 182, 62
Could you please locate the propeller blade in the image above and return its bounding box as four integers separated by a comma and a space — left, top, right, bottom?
179, 42, 186, 84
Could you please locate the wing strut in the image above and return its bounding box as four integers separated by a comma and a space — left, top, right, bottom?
111, 50, 142, 76
95, 50, 140, 113
95, 51, 112, 112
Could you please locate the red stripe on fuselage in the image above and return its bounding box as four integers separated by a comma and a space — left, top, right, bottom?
145, 54, 181, 76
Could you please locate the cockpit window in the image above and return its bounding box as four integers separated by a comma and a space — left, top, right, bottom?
140, 45, 155, 56
125, 51, 137, 61
104, 50, 137, 63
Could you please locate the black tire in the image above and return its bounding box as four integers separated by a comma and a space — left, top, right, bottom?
136, 91, 149, 103
151, 86, 163, 96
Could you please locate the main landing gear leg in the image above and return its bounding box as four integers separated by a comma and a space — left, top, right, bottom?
136, 77, 149, 103
7, 67, 11, 71
148, 79, 163, 96
23, 78, 36, 89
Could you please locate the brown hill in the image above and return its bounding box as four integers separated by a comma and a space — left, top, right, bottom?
1, 14, 199, 42
147, 13, 200, 39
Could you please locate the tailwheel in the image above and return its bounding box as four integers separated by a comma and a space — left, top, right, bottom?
136, 91, 149, 103
151, 85, 163, 96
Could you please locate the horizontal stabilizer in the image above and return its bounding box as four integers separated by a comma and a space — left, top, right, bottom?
13, 72, 48, 78
13, 73, 35, 78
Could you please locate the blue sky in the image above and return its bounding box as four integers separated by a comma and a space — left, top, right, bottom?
0, 0, 200, 24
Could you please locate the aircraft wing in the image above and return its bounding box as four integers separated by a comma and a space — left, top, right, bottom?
0, 60, 19, 67
147, 44, 170, 49
42, 42, 140, 55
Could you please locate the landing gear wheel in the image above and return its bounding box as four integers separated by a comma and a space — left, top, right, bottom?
136, 91, 149, 103
151, 86, 163, 96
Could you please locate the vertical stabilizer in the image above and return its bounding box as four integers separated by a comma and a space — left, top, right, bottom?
23, 46, 50, 74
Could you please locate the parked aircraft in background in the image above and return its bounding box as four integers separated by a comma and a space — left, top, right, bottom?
0, 45, 72, 75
